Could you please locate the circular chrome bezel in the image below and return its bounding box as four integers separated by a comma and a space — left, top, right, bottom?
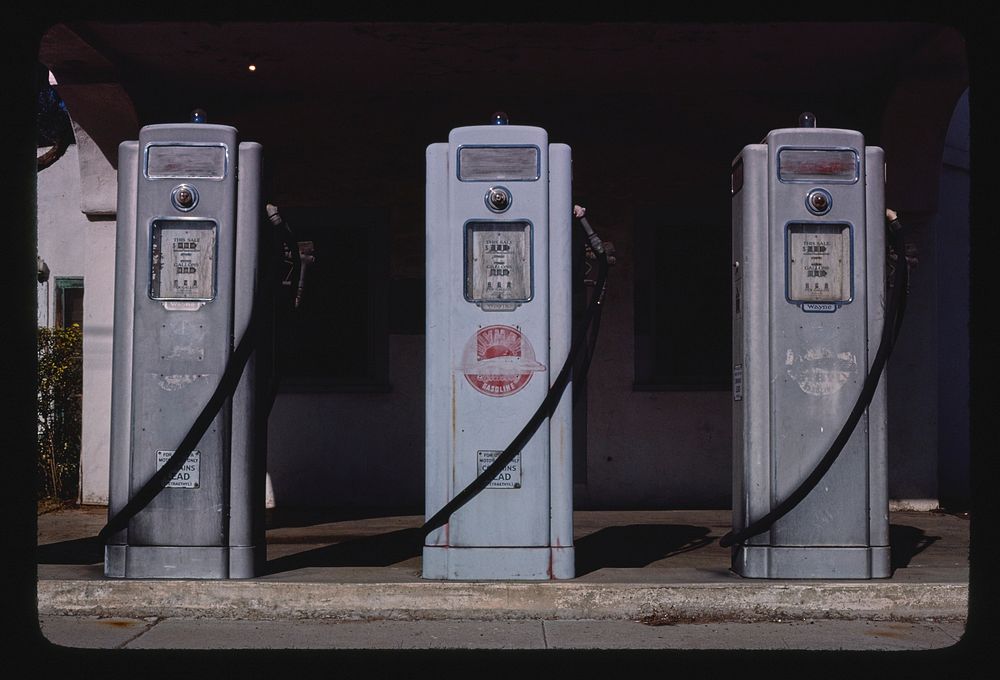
805, 188, 833, 215
171, 183, 200, 212
485, 186, 512, 213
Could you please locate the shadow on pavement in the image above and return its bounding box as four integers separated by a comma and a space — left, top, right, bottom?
36, 521, 938, 578
264, 527, 423, 574
574, 524, 713, 576
264, 507, 422, 530
36, 536, 103, 565
889, 524, 940, 572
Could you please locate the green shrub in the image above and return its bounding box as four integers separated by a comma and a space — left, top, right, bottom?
37, 324, 82, 502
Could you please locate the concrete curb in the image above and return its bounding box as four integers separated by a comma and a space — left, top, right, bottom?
37, 579, 968, 623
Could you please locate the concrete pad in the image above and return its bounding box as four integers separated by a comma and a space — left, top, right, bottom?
543, 619, 794, 649
36, 576, 969, 622
542, 619, 967, 650
255, 566, 423, 583
124, 618, 546, 649
39, 615, 155, 649
768, 619, 967, 651
36, 616, 968, 650
35, 508, 972, 626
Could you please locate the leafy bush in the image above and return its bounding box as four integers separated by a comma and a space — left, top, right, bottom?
37, 324, 82, 502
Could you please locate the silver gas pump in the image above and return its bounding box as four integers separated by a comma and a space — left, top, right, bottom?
422, 115, 576, 580
103, 117, 265, 579
726, 113, 896, 579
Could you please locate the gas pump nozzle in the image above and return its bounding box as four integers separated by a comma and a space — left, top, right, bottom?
295, 241, 315, 309
886, 209, 918, 292
265, 204, 315, 310
574, 204, 607, 256
575, 205, 615, 300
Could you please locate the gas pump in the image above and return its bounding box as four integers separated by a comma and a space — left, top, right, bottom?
102, 115, 266, 579
725, 113, 908, 579
422, 114, 581, 580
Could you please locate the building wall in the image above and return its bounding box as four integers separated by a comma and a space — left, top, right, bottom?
935, 88, 971, 510
79, 217, 116, 504
257, 95, 970, 512
36, 125, 119, 505
36, 143, 87, 326
267, 335, 425, 509
47, 72, 969, 513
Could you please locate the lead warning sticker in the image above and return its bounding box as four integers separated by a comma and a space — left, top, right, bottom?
477, 450, 521, 489
155, 449, 200, 489
459, 324, 546, 397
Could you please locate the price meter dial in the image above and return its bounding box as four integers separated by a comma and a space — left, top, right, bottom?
149, 219, 217, 301
786, 222, 852, 305
464, 221, 532, 310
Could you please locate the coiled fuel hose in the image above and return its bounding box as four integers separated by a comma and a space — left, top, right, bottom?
98, 207, 282, 543
98, 300, 260, 542
719, 211, 910, 548
421, 211, 611, 538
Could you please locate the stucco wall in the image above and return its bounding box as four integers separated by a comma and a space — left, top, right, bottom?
37, 127, 119, 505
36, 143, 87, 325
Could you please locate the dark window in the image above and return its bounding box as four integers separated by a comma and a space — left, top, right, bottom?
633, 206, 731, 390
55, 277, 84, 328
271, 207, 389, 392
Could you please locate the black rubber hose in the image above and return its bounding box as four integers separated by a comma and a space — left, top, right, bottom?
421, 246, 610, 538
98, 214, 272, 543
575, 286, 605, 404
719, 218, 909, 548
262, 205, 299, 420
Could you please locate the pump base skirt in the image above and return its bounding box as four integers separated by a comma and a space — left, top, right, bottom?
104, 544, 261, 579
422, 545, 575, 580
733, 545, 890, 579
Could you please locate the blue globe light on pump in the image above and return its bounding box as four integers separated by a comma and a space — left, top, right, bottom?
491, 111, 509, 125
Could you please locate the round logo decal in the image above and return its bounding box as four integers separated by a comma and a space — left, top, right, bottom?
460, 325, 546, 397
784, 346, 858, 396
